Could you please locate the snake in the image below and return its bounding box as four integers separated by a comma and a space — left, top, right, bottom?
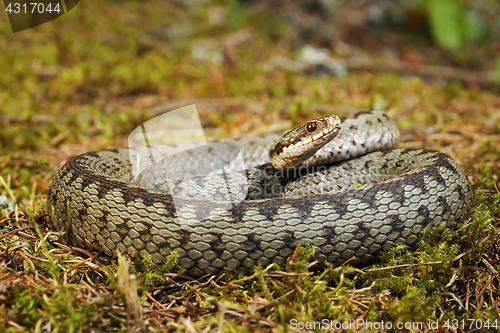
48, 110, 473, 277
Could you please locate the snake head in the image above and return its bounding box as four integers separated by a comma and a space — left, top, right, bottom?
269, 115, 342, 170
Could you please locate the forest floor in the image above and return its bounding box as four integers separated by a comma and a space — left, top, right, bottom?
1, 1, 500, 332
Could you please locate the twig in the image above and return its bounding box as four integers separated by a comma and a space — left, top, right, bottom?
255, 289, 295, 312
0, 226, 34, 241
476, 274, 497, 302
264, 271, 313, 277
225, 309, 273, 327
366, 261, 442, 272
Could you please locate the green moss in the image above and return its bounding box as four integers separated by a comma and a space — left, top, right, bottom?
460, 193, 500, 260
135, 252, 179, 287
0, 0, 499, 331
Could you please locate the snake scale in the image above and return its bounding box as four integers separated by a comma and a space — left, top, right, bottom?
48, 110, 473, 277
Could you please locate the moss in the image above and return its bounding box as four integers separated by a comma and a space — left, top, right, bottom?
0, 0, 499, 331
135, 252, 179, 287
459, 193, 500, 260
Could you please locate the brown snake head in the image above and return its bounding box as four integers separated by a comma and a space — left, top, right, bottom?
269, 115, 342, 170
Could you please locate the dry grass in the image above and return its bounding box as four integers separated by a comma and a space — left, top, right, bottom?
1, 0, 500, 332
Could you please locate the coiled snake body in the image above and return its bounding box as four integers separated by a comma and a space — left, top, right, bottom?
48, 110, 473, 277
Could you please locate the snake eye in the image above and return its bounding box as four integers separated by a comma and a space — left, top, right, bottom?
306, 122, 317, 132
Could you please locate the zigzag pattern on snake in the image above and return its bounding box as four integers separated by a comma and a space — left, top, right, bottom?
48, 110, 473, 277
